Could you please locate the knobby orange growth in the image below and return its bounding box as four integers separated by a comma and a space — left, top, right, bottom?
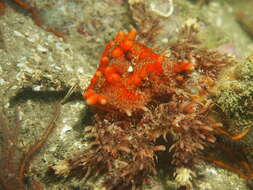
83, 29, 193, 115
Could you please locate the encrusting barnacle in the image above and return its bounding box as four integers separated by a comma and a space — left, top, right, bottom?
51, 28, 249, 189
174, 167, 196, 189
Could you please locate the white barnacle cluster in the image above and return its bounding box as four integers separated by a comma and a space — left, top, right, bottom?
174, 167, 196, 189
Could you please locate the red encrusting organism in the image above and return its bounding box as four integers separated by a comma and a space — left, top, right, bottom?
83, 29, 193, 116
52, 28, 252, 190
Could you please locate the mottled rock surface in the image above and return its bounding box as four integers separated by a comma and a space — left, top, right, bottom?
0, 0, 253, 190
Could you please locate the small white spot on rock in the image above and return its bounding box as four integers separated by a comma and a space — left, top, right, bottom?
60, 125, 72, 138
0, 79, 6, 85
27, 33, 40, 42
4, 103, 10, 108
161, 38, 169, 44
11, 85, 18, 90
206, 167, 218, 175
77, 67, 85, 74
37, 44, 48, 53
33, 85, 42, 91
13, 30, 25, 38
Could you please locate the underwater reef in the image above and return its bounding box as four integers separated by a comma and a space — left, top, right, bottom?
1, 0, 253, 190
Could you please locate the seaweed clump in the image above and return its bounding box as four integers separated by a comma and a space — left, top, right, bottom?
214, 55, 253, 129
51, 28, 234, 189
